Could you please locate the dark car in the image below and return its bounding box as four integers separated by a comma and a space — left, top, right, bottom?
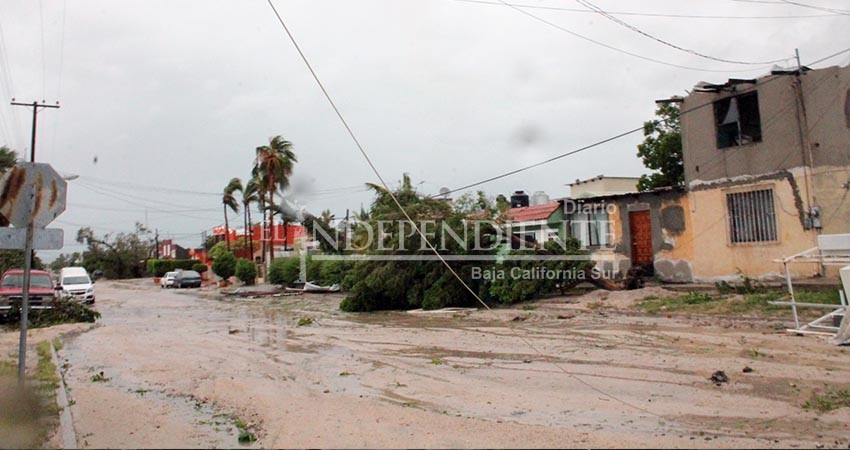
0, 269, 57, 314
173, 270, 202, 288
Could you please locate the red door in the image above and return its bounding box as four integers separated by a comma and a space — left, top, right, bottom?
629, 210, 653, 268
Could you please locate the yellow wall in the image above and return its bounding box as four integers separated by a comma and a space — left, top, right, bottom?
688, 171, 821, 281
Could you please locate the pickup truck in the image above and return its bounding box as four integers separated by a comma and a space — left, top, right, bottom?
0, 269, 57, 314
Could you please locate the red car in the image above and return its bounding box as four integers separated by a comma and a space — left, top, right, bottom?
0, 269, 57, 314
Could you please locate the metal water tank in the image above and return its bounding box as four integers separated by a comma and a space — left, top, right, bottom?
531, 191, 550, 206
510, 190, 529, 208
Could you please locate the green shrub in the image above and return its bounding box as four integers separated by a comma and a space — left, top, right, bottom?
268, 257, 301, 285
318, 259, 349, 285
146, 259, 173, 277
172, 259, 196, 270
212, 251, 237, 280
5, 297, 101, 328
192, 263, 208, 274
235, 259, 257, 285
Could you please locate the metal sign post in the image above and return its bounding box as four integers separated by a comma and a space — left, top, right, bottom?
18, 221, 34, 383
0, 162, 67, 383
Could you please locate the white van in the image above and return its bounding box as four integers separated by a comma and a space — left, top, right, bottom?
58, 267, 95, 304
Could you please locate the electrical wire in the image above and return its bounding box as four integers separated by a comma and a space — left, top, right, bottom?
38, 0, 46, 99
264, 0, 670, 422
49, 0, 67, 156
0, 17, 26, 150
778, 0, 850, 15
573, 0, 790, 65
435, 127, 643, 198
436, 46, 850, 197
486, 0, 779, 73
454, 0, 842, 19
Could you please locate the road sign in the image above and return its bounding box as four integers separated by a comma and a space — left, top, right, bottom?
0, 162, 67, 228
0, 227, 64, 250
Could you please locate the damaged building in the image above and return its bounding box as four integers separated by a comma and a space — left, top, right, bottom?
540, 63, 850, 283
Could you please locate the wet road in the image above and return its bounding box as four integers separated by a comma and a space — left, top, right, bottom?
51, 280, 850, 448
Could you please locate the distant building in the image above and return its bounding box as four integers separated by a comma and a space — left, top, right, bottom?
568, 175, 641, 198
156, 239, 189, 260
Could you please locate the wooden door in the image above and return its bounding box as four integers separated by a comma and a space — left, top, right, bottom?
629, 210, 653, 268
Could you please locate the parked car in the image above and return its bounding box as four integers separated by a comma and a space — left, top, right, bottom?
57, 267, 95, 304
0, 269, 57, 314
160, 271, 178, 288
173, 270, 202, 289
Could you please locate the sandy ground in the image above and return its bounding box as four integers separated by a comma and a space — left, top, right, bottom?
2, 279, 850, 448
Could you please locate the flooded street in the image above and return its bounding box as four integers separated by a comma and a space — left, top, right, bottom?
28, 280, 850, 448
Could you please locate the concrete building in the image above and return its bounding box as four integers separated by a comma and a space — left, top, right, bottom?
680, 63, 850, 280
568, 175, 641, 198
556, 64, 850, 282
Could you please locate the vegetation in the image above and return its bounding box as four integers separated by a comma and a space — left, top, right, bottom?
192, 263, 208, 274
0, 250, 44, 275
76, 224, 153, 279
803, 389, 850, 413
48, 252, 83, 271
235, 258, 257, 285
146, 259, 197, 277
636, 290, 840, 315
3, 297, 101, 329
0, 146, 17, 227
212, 251, 237, 281
637, 102, 683, 192
254, 135, 297, 261
338, 177, 588, 311
222, 178, 242, 252
267, 257, 301, 286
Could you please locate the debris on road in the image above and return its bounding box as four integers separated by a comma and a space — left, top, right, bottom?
710, 371, 729, 385
743, 366, 754, 373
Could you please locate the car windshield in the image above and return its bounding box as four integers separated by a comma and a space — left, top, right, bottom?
1, 273, 53, 288
180, 271, 201, 278
63, 276, 91, 285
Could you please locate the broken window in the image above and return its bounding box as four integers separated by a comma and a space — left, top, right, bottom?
726, 189, 777, 243
714, 92, 762, 149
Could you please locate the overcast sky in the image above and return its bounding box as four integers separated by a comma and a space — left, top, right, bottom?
1, 0, 848, 259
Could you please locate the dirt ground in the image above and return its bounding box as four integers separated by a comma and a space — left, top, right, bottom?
2, 279, 850, 448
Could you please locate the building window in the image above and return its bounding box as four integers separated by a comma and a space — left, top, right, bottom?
727, 189, 777, 243
714, 92, 762, 149
570, 211, 610, 247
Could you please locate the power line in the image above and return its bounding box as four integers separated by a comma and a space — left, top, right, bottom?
573, 0, 789, 65
777, 0, 850, 15
437, 46, 850, 196
436, 127, 643, 198
38, 0, 46, 99
489, 0, 778, 73
454, 0, 842, 19
0, 18, 26, 150
264, 0, 669, 422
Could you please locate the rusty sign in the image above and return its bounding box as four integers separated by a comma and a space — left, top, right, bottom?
0, 162, 67, 228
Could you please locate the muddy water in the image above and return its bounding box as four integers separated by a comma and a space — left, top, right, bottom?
41, 280, 850, 448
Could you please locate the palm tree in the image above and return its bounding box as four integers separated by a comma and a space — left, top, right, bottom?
242, 178, 260, 260
251, 167, 268, 263
254, 136, 297, 261
222, 178, 242, 252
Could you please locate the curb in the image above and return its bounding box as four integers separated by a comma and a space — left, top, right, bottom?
50, 341, 77, 449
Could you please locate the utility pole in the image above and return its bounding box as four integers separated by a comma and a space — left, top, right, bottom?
10, 100, 60, 162
155, 229, 160, 259
10, 100, 59, 383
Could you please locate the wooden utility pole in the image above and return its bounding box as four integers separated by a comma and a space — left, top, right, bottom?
10, 100, 60, 162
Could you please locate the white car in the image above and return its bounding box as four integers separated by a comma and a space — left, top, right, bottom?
160, 271, 177, 288
58, 267, 95, 304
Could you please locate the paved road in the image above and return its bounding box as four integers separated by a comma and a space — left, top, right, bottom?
48, 280, 850, 448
